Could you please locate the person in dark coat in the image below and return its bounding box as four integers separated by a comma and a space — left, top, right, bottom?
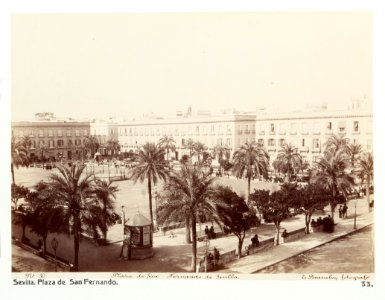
251, 234, 260, 247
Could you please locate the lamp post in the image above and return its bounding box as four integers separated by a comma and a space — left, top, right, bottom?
51, 237, 59, 272
204, 236, 210, 273
121, 205, 125, 233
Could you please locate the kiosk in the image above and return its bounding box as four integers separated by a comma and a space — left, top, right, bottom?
124, 212, 154, 259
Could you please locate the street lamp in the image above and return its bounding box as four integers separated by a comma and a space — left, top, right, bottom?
51, 237, 59, 272
204, 236, 210, 273
121, 205, 125, 232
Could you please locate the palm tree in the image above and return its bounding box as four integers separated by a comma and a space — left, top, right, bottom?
84, 136, 101, 158
94, 179, 118, 241
39, 164, 100, 271
130, 143, 170, 226
37, 143, 48, 168
192, 141, 207, 162
311, 149, 355, 221
106, 139, 120, 158
212, 144, 230, 173
232, 141, 269, 202
347, 142, 363, 170
273, 143, 302, 181
358, 152, 373, 212
158, 135, 176, 161
157, 163, 218, 272
184, 139, 195, 159
324, 134, 349, 154
11, 134, 29, 184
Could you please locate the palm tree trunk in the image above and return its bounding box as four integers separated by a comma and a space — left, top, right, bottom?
42, 234, 47, 256
331, 187, 336, 221
103, 200, 107, 240
247, 176, 251, 203
191, 215, 197, 272
11, 163, 15, 184
147, 177, 154, 227
73, 213, 80, 271
185, 217, 191, 244
366, 178, 371, 212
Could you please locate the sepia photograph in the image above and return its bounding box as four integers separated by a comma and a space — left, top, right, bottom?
2, 1, 384, 299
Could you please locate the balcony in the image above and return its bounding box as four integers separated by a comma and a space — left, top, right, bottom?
299, 147, 309, 153
269, 131, 276, 135
258, 131, 265, 135
238, 130, 243, 134
279, 131, 286, 135
244, 130, 250, 134
290, 131, 297, 135
312, 148, 321, 153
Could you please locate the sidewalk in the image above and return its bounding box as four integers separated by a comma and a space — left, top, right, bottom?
216, 210, 373, 273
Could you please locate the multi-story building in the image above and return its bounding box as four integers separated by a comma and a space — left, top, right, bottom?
255, 108, 372, 166
12, 116, 90, 161
117, 113, 256, 160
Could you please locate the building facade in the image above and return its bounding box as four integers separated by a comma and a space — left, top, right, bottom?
12, 120, 90, 161
255, 109, 373, 165
117, 114, 256, 159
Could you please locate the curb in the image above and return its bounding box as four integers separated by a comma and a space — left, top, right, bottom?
251, 222, 373, 274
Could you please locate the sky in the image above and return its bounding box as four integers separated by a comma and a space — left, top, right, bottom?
11, 12, 372, 120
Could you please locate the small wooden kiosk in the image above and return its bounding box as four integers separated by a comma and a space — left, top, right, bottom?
124, 212, 154, 259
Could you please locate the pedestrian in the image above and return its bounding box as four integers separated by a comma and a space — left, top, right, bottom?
338, 205, 343, 218
209, 225, 215, 239
343, 204, 348, 218
204, 225, 209, 237
251, 234, 259, 247
213, 247, 220, 267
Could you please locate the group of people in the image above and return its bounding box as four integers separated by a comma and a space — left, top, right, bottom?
310, 215, 334, 233
338, 204, 348, 219
205, 225, 216, 240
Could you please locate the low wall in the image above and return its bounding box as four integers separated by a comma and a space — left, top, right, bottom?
13, 239, 72, 271
282, 227, 306, 243
245, 237, 275, 255
198, 249, 236, 272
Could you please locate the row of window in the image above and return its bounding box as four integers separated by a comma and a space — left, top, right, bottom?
259, 138, 321, 149
29, 139, 86, 149
258, 120, 369, 135
16, 129, 89, 138
118, 124, 238, 137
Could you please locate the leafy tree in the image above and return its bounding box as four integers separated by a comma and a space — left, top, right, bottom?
358, 152, 373, 212
312, 149, 355, 221
84, 136, 101, 158
11, 134, 29, 184
26, 185, 64, 256
38, 164, 102, 271
273, 143, 302, 181
130, 143, 170, 226
294, 183, 331, 233
157, 163, 218, 272
251, 184, 295, 245
212, 144, 230, 173
158, 135, 176, 161
213, 186, 257, 258
11, 183, 29, 209
106, 139, 121, 158
94, 179, 118, 241
232, 141, 269, 202
248, 189, 270, 221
